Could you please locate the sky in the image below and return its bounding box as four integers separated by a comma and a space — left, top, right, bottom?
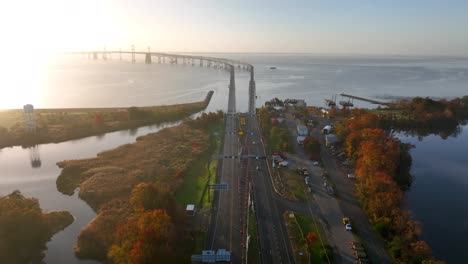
1, 0, 468, 55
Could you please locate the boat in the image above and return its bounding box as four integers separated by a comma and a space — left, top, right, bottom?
270, 66, 277, 69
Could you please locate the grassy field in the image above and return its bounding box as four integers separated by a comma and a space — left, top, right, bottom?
282, 168, 308, 201
0, 94, 211, 148
295, 213, 333, 264
284, 212, 310, 264
247, 206, 260, 264
175, 120, 223, 209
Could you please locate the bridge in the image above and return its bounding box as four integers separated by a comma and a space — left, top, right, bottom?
66, 48, 291, 263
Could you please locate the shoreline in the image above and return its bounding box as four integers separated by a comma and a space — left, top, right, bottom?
0, 91, 213, 149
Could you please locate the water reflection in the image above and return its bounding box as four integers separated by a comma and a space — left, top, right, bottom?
95, 133, 106, 141
129, 127, 139, 136
28, 145, 41, 168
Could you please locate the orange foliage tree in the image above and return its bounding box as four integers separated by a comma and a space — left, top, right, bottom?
108, 210, 176, 264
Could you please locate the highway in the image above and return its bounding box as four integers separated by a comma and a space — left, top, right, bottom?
206, 66, 247, 263
247, 115, 294, 264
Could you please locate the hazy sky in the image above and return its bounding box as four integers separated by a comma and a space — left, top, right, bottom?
2, 0, 468, 55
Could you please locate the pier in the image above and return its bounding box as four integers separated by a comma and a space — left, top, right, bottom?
340, 93, 391, 106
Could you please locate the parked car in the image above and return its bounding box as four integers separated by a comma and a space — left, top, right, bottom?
347, 173, 356, 179
343, 217, 352, 231
312, 161, 320, 166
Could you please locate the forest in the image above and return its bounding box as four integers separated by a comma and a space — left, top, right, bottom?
0, 191, 73, 264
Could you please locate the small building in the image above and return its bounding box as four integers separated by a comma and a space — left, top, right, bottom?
296, 99, 306, 108
186, 204, 195, 216
325, 134, 340, 147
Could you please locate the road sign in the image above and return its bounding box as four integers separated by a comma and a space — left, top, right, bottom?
209, 183, 229, 191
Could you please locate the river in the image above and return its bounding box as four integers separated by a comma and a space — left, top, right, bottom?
0, 54, 467, 263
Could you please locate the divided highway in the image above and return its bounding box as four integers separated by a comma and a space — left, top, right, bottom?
247, 115, 294, 264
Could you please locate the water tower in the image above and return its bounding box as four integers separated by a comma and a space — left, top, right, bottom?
23, 104, 36, 133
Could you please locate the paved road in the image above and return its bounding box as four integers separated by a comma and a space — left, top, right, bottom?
309, 114, 392, 264
283, 114, 355, 264
248, 115, 294, 264
206, 68, 245, 263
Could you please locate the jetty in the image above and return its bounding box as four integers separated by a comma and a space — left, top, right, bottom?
340, 93, 391, 106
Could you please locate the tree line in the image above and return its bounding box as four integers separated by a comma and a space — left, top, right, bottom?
335, 111, 444, 264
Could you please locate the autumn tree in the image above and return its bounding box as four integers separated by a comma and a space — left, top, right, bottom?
108, 210, 177, 264
306, 231, 317, 245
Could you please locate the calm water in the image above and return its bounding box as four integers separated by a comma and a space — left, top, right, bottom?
0, 54, 467, 263
400, 126, 468, 263
0, 121, 182, 264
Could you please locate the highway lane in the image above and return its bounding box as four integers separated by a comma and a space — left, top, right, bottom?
207, 66, 245, 263
209, 113, 243, 263
248, 115, 294, 264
